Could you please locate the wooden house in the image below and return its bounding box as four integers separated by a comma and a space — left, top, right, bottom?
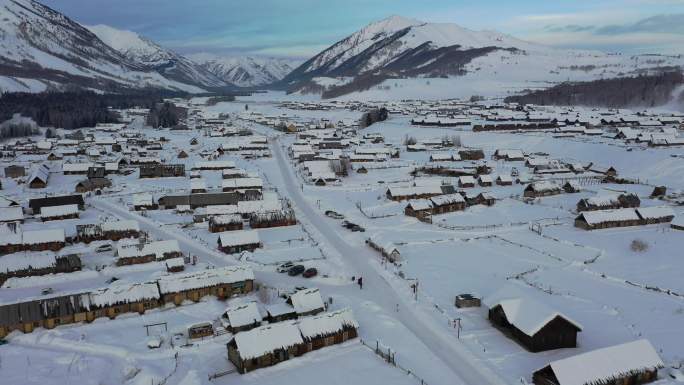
132, 193, 158, 211
298, 308, 358, 354
493, 149, 525, 161
75, 178, 112, 193
86, 283, 161, 320
405, 199, 434, 220
227, 321, 305, 374
29, 195, 84, 214
458, 176, 476, 188
0, 206, 23, 223
116, 240, 182, 266
561, 181, 581, 194
223, 301, 263, 333
430, 194, 467, 214
188, 322, 214, 339
458, 149, 485, 160
487, 297, 582, 352
139, 164, 185, 178
265, 303, 298, 323
217, 230, 261, 254
575, 208, 643, 230
478, 175, 493, 187
4, 165, 26, 178
288, 288, 325, 317
209, 214, 244, 233
577, 193, 640, 212
672, 215, 684, 231
533, 339, 663, 385
249, 209, 297, 229
524, 182, 561, 198
39, 204, 79, 222
496, 175, 514, 186
156, 265, 254, 306
76, 220, 140, 243
165, 257, 185, 273
0, 253, 81, 285
28, 164, 50, 189
454, 294, 481, 308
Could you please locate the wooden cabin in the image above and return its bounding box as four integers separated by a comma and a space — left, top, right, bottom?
524, 182, 561, 198
223, 302, 263, 333
188, 322, 214, 339
157, 266, 254, 306
288, 288, 325, 317
533, 339, 663, 385
249, 210, 297, 229
209, 214, 244, 233
227, 321, 305, 374
487, 298, 582, 352
217, 230, 261, 254
455, 294, 481, 308
29, 195, 84, 214
298, 308, 358, 354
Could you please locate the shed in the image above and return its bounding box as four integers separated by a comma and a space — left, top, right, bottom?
288, 288, 325, 316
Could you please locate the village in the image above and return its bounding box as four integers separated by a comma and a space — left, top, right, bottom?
1, 93, 684, 385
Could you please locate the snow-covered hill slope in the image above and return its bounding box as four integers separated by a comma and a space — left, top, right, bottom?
189, 53, 299, 87
87, 24, 230, 90
0, 0, 206, 93
282, 15, 684, 99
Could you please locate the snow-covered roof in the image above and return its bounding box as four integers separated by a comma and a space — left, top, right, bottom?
132, 193, 154, 206
0, 251, 58, 273
88, 282, 160, 308
488, 297, 582, 337
39, 204, 79, 219
165, 257, 185, 269
298, 308, 358, 340
541, 339, 663, 385
218, 230, 260, 247
62, 162, 94, 173
232, 321, 303, 360
101, 220, 140, 233
289, 288, 325, 315
22, 228, 65, 245
407, 199, 432, 211
527, 181, 560, 192
225, 301, 262, 328
578, 208, 640, 225
0, 206, 23, 222
430, 193, 465, 206
636, 206, 675, 220
388, 185, 443, 197
221, 177, 263, 190
157, 265, 254, 294
117, 240, 181, 260
193, 160, 235, 170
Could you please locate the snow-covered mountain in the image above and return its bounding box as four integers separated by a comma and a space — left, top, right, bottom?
282, 15, 684, 99
0, 0, 213, 93
87, 25, 230, 90
189, 54, 300, 87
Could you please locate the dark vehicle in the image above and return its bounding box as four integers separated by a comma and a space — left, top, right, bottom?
303, 268, 318, 278
325, 210, 345, 219
350, 225, 365, 232
288, 265, 305, 276
277, 262, 294, 273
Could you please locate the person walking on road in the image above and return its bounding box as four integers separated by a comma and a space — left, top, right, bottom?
357, 276, 363, 289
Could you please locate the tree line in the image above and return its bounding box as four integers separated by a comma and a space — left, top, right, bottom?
505, 72, 684, 108
0, 90, 188, 130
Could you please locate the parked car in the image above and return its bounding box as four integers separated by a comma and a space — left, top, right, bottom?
303, 268, 318, 278
288, 265, 305, 276
96, 244, 112, 252
41, 287, 53, 295
350, 224, 365, 232
277, 262, 294, 273
325, 210, 345, 219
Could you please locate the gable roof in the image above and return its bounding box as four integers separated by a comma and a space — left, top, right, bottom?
232, 321, 303, 360
489, 297, 582, 337
540, 339, 663, 385
289, 288, 325, 315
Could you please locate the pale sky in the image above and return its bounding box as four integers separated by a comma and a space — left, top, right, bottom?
42, 0, 684, 58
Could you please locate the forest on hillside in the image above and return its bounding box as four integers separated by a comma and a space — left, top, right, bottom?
0, 90, 188, 130
505, 71, 684, 108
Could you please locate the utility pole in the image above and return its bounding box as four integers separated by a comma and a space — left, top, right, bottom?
455, 317, 462, 339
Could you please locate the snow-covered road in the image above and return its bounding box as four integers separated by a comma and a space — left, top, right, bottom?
270, 138, 508, 385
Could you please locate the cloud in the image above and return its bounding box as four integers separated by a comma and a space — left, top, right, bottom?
544, 24, 595, 33
596, 14, 684, 34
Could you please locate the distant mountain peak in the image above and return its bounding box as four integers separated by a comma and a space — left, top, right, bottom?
189, 54, 301, 87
